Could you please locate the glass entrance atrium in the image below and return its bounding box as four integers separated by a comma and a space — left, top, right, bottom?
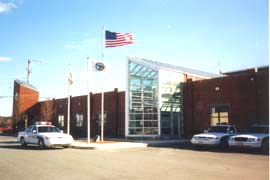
126, 57, 218, 138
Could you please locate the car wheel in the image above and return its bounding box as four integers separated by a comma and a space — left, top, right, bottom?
38, 138, 46, 149
63, 145, 71, 148
219, 139, 228, 149
261, 139, 269, 155
20, 138, 27, 147
193, 144, 202, 150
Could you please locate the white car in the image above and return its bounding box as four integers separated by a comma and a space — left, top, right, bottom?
228, 125, 269, 153
191, 125, 239, 148
17, 122, 74, 148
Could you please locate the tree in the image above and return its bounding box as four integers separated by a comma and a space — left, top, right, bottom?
40, 100, 53, 121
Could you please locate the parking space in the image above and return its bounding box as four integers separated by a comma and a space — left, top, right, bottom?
0, 135, 269, 180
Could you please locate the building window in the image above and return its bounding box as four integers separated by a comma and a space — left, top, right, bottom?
159, 70, 183, 136
210, 105, 229, 125
128, 60, 159, 136
58, 115, 64, 127
76, 113, 84, 127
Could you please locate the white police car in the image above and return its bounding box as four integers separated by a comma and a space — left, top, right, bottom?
228, 124, 269, 153
17, 122, 74, 148
191, 124, 239, 148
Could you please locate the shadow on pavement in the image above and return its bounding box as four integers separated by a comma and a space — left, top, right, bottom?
0, 132, 17, 137
153, 142, 269, 156
0, 139, 64, 151
0, 144, 65, 151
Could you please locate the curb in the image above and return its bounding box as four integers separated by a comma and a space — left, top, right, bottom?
70, 140, 190, 150
71, 142, 148, 150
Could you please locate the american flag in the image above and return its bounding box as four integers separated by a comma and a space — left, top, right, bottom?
105, 30, 133, 48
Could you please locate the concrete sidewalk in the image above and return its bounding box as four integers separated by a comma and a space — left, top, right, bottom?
71, 138, 189, 150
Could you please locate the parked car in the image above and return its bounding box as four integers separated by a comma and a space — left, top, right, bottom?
228, 124, 269, 153
17, 122, 74, 148
191, 124, 239, 148
0, 127, 12, 133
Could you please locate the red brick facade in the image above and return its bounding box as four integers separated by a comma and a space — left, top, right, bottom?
12, 80, 39, 130
26, 89, 125, 138
183, 67, 269, 138
14, 66, 269, 138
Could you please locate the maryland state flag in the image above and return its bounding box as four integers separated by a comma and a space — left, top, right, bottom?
68, 71, 73, 85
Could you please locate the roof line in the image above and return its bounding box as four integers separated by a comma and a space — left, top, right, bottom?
128, 56, 221, 78
222, 65, 269, 75
15, 79, 39, 92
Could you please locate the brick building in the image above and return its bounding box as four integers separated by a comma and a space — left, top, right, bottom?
183, 66, 269, 138
12, 60, 269, 139
12, 80, 39, 130
25, 89, 125, 138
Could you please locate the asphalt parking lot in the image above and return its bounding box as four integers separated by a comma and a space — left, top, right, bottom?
0, 135, 269, 180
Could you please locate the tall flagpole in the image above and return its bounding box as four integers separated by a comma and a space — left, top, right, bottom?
67, 65, 71, 135
87, 57, 91, 143
101, 26, 105, 142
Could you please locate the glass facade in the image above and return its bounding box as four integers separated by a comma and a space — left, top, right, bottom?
159, 70, 184, 137
128, 60, 159, 135
127, 58, 184, 137
126, 57, 220, 138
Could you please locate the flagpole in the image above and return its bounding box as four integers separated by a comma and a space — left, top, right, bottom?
87, 57, 91, 143
101, 26, 105, 142
67, 65, 71, 135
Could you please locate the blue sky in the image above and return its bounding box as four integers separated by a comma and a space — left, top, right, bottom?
0, 0, 268, 116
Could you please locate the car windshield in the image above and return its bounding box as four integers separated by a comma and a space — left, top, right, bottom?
38, 126, 61, 133
208, 126, 229, 133
248, 126, 269, 134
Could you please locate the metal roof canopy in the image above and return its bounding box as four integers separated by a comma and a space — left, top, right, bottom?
128, 56, 221, 79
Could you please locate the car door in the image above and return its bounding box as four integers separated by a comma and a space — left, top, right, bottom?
229, 126, 237, 135
24, 126, 33, 143
28, 126, 39, 144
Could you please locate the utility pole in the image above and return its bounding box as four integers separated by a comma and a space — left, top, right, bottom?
27, 59, 31, 84
26, 59, 49, 84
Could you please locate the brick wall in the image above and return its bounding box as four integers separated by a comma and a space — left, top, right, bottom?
183, 68, 269, 138
28, 89, 125, 138
12, 80, 39, 130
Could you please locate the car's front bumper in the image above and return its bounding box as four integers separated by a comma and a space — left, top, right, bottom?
191, 138, 220, 146
228, 141, 261, 148
45, 138, 74, 147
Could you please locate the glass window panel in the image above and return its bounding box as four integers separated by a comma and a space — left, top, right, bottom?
144, 113, 158, 120
144, 128, 158, 135
129, 128, 143, 135
128, 59, 160, 136
131, 102, 142, 107
211, 112, 219, 117
130, 78, 141, 84
58, 115, 64, 127
220, 112, 228, 117
75, 114, 83, 127
130, 108, 143, 114
129, 113, 143, 120
144, 107, 157, 113
144, 121, 158, 127
144, 107, 153, 113
161, 112, 171, 120
161, 121, 171, 128
144, 100, 157, 106
130, 86, 141, 91
129, 121, 143, 127
220, 117, 228, 124
136, 67, 147, 76
161, 128, 170, 134
211, 117, 219, 126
